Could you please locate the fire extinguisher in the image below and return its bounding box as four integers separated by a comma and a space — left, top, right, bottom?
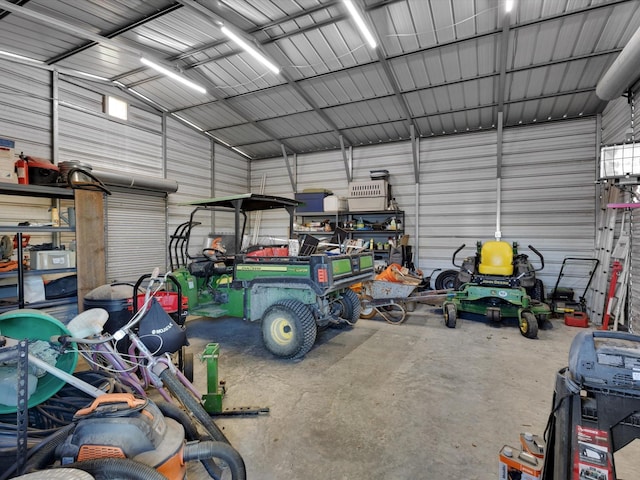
15, 153, 29, 184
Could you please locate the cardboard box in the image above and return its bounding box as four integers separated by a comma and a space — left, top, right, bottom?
0, 169, 17, 184
498, 445, 542, 480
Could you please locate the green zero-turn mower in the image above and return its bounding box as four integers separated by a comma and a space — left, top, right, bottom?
442, 240, 550, 339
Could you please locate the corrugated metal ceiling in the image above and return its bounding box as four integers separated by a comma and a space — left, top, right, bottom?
0, 0, 639, 160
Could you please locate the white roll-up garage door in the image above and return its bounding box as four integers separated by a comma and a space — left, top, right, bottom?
105, 191, 167, 283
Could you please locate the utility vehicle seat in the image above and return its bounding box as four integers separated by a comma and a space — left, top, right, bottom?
478, 241, 514, 276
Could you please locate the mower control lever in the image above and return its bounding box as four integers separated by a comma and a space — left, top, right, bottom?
452, 244, 466, 268
527, 244, 545, 271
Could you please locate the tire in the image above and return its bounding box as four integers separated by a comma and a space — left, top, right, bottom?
519, 311, 539, 339
261, 300, 317, 359
444, 303, 457, 328
435, 269, 460, 290
159, 368, 229, 443
359, 295, 376, 319
338, 289, 361, 326
528, 279, 544, 302
182, 349, 194, 383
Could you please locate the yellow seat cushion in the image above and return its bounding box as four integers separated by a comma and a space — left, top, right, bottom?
478, 241, 514, 276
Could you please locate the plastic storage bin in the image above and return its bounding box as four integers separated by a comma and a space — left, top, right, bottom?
295, 192, 329, 212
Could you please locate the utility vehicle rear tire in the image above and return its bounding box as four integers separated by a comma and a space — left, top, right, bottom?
338, 289, 361, 326
435, 269, 459, 290
261, 300, 317, 359
359, 295, 377, 319
519, 311, 538, 339
444, 303, 457, 328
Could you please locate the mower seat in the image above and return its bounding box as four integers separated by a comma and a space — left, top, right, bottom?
478, 241, 514, 276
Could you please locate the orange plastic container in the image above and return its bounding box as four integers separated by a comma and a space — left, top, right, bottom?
564, 311, 589, 327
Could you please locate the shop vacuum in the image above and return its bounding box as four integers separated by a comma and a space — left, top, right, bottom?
17, 393, 245, 480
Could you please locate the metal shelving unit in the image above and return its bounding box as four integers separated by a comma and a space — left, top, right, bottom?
0, 184, 77, 313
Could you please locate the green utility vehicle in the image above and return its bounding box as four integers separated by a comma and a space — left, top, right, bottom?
169, 193, 375, 359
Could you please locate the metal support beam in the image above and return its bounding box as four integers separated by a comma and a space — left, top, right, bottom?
51, 69, 59, 165
410, 125, 419, 183
340, 135, 352, 183
282, 144, 297, 192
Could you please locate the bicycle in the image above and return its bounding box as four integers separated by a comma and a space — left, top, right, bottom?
51, 268, 246, 479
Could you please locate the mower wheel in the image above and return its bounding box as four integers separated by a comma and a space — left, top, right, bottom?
444, 303, 457, 328
435, 269, 459, 290
486, 307, 501, 323
262, 300, 317, 359
359, 295, 377, 319
528, 279, 545, 302
519, 311, 539, 339
338, 289, 361, 326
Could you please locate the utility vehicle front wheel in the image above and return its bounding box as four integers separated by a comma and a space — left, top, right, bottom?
261, 300, 317, 359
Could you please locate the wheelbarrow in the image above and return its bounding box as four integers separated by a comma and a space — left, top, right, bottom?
359, 280, 449, 324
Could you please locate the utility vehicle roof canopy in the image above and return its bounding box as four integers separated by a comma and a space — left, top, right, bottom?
181, 193, 301, 254
181, 193, 300, 211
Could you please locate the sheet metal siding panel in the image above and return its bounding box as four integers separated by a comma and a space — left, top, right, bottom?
166, 117, 213, 260
105, 191, 167, 284
0, 59, 52, 158
250, 157, 294, 242
58, 82, 163, 175
418, 118, 596, 293
601, 96, 632, 145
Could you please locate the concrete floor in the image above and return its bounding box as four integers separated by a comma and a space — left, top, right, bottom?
184, 305, 640, 479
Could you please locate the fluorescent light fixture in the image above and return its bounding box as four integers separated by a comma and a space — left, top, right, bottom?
343, 0, 377, 49
0, 50, 43, 63
103, 95, 128, 120
505, 0, 515, 12
220, 26, 280, 75
140, 57, 207, 94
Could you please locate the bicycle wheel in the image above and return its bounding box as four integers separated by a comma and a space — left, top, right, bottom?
159, 368, 229, 443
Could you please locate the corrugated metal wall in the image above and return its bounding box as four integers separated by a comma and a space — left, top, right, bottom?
421, 118, 596, 292
0, 59, 52, 158
601, 96, 633, 145
58, 78, 167, 281
166, 117, 213, 262
254, 118, 598, 297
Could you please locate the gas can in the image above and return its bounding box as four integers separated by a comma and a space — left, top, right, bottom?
498, 445, 542, 480
520, 432, 545, 459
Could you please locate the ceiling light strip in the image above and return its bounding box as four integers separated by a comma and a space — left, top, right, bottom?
221, 26, 280, 75
343, 0, 377, 49
140, 57, 207, 94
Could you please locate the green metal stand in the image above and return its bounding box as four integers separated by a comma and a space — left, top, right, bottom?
201, 342, 270, 416
201, 343, 225, 413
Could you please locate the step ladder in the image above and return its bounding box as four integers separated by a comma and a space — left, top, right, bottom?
606, 212, 631, 330
588, 184, 620, 325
